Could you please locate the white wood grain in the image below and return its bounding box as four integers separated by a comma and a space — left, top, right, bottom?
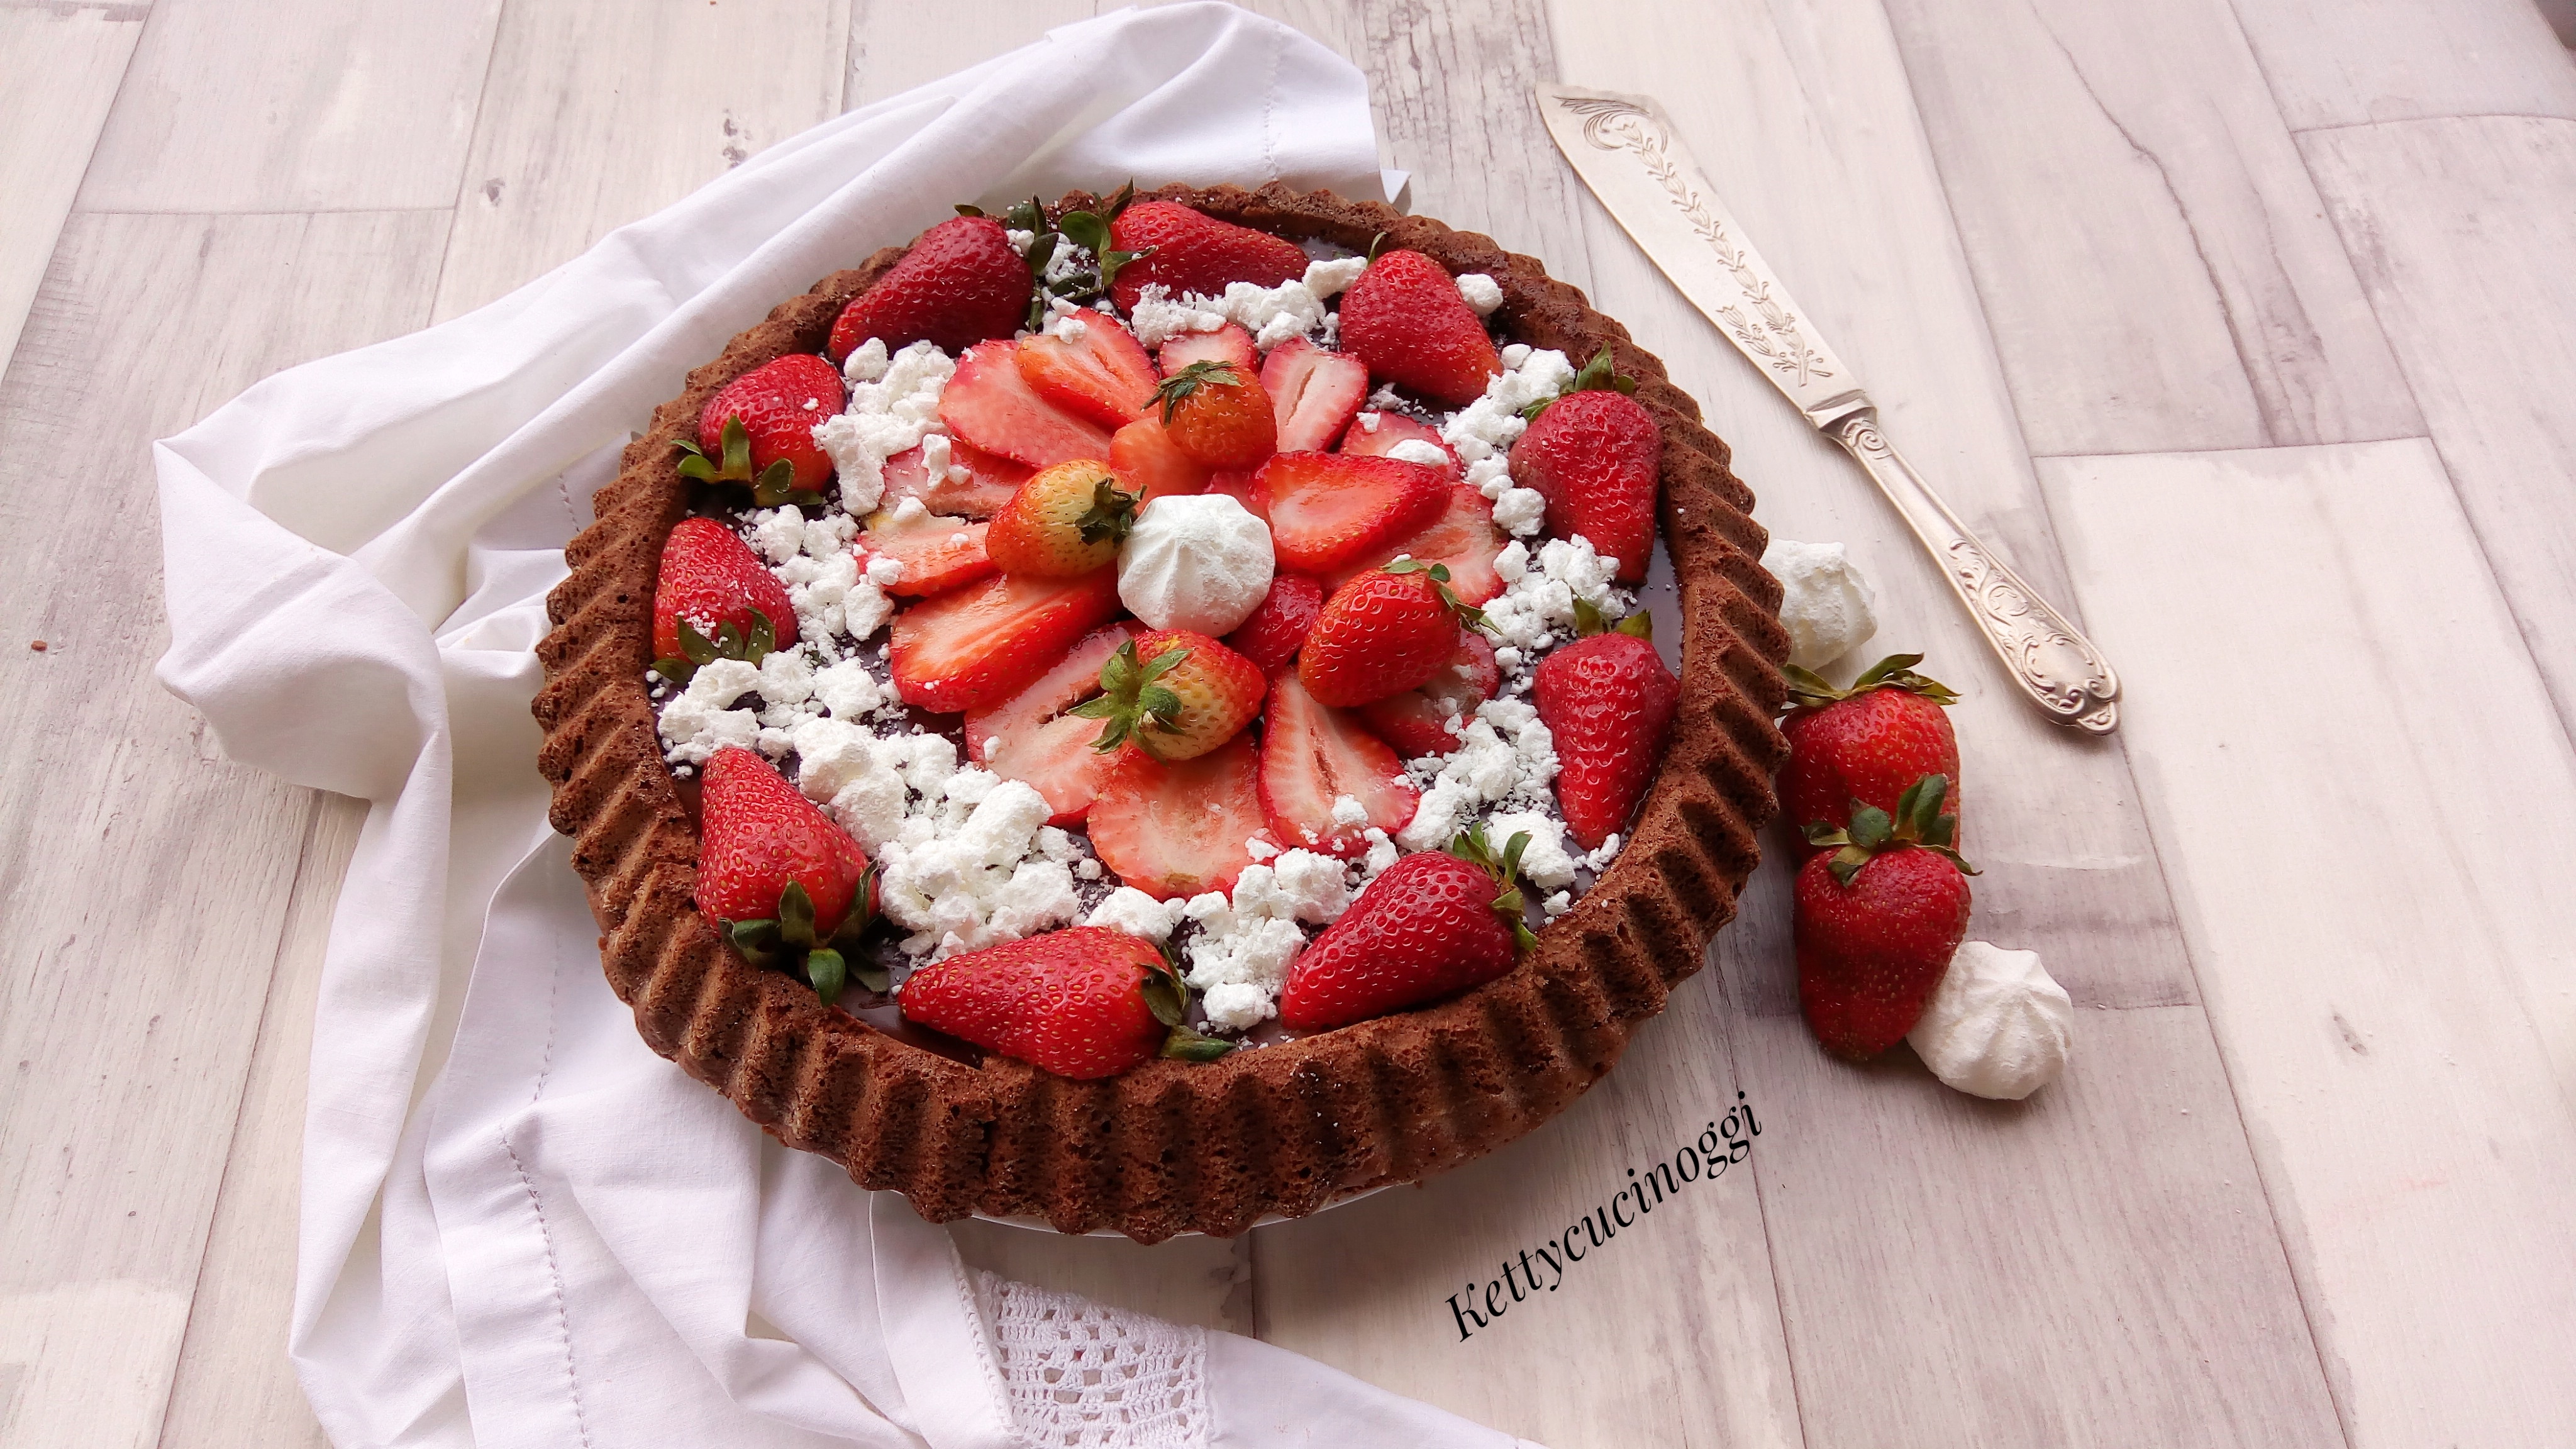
2044, 438, 2576, 1447
2299, 115, 2576, 747
431, 0, 853, 323
0, 5, 140, 374
2229, 0, 2576, 132
1881, 0, 2420, 455
845, 0, 1098, 109
76, 0, 503, 213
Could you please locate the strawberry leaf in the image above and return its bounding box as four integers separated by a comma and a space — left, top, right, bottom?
777, 880, 818, 950
675, 618, 721, 667
1056, 210, 1111, 257
1848, 804, 1894, 850
1161, 1026, 1236, 1062
1826, 844, 1873, 887
1142, 959, 1189, 1029
1153, 360, 1243, 424
1102, 181, 1137, 221
954, 203, 985, 218
806, 947, 848, 1006
650, 656, 696, 686
1616, 611, 1653, 640
1074, 477, 1141, 545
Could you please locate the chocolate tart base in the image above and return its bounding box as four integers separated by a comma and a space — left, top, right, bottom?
531, 184, 1792, 1243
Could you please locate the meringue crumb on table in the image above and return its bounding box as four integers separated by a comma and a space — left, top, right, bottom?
1760, 538, 1879, 670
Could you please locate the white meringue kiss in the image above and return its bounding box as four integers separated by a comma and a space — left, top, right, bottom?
1908, 941, 2074, 1100
1116, 492, 1275, 636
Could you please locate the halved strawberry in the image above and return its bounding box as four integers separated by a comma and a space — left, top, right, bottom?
1258, 670, 1419, 857
1016, 320, 1157, 430
1108, 414, 1213, 502
965, 622, 1138, 824
1224, 572, 1323, 674
1087, 733, 1274, 900
1204, 469, 1266, 523
828, 214, 1030, 361
654, 516, 797, 663
861, 502, 995, 598
1360, 631, 1498, 758
1158, 323, 1257, 377
940, 340, 1114, 470
1340, 412, 1460, 476
1324, 482, 1507, 604
1260, 337, 1370, 452
888, 568, 1123, 714
879, 438, 1030, 518
1108, 202, 1311, 313
1258, 452, 1448, 574
1337, 249, 1502, 406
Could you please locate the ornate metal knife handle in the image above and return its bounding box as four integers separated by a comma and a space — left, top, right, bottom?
1828, 411, 2119, 733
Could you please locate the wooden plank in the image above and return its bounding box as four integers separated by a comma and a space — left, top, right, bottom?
2299, 115, 2576, 745
845, 0, 1098, 110
2229, 0, 2576, 132
1880, 0, 2420, 455
0, 208, 448, 1449
431, 0, 852, 322
2042, 438, 2576, 1446
75, 0, 502, 213
0, 4, 141, 372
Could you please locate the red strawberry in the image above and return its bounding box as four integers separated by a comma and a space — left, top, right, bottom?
887, 567, 1123, 714
1260, 336, 1369, 452
828, 215, 1030, 360
1324, 481, 1506, 605
899, 926, 1217, 1079
1533, 624, 1680, 849
1779, 655, 1961, 857
939, 340, 1114, 469
1107, 201, 1309, 313
1087, 733, 1273, 900
1152, 360, 1275, 469
1299, 560, 1487, 708
653, 517, 797, 662
985, 459, 1138, 577
880, 437, 1030, 518
1157, 323, 1258, 377
1336, 250, 1501, 406
1508, 387, 1660, 584
966, 622, 1139, 824
697, 745, 872, 935
861, 504, 994, 598
1015, 319, 1157, 429
691, 353, 843, 494
1258, 452, 1448, 574
1070, 630, 1265, 763
1794, 775, 1975, 1059
1360, 631, 1498, 758
1277, 831, 1530, 1031
1224, 572, 1323, 674
1258, 670, 1419, 856
1204, 468, 1267, 522
1108, 414, 1213, 502
1339, 411, 1460, 475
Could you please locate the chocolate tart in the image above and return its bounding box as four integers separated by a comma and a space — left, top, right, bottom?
531, 183, 1791, 1243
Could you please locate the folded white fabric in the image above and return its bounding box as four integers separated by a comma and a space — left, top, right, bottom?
155, 7, 1535, 1446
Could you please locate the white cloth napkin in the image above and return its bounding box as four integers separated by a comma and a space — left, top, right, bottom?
155, 7, 1536, 1446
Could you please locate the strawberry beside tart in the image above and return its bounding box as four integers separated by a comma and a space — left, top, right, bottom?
533, 184, 1791, 1241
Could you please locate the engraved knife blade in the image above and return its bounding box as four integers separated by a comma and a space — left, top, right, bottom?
1536, 84, 2121, 735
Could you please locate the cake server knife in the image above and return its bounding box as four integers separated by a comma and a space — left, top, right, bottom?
1536, 84, 2121, 735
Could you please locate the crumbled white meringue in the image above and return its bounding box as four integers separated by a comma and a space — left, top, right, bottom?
1455, 272, 1504, 316
1118, 492, 1275, 635
1760, 538, 1878, 670
1908, 942, 2074, 1100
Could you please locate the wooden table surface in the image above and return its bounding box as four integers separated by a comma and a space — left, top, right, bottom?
8, 1, 2576, 1445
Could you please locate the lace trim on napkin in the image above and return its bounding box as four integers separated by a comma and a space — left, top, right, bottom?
974, 1270, 1211, 1449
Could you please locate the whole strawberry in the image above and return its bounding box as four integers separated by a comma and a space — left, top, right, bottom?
1279, 826, 1533, 1031
1107, 201, 1311, 313
1336, 250, 1502, 406
1794, 774, 1975, 1059
1533, 619, 1679, 848
1509, 379, 1660, 584
1153, 360, 1276, 468
1299, 560, 1487, 708
697, 746, 875, 1004
985, 459, 1138, 577
686, 353, 845, 502
653, 517, 797, 668
1072, 630, 1265, 762
1780, 654, 1961, 857
1224, 572, 1323, 675
828, 214, 1030, 360
899, 925, 1230, 1079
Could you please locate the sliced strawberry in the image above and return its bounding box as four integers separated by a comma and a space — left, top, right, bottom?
939, 340, 1114, 470
1108, 414, 1213, 502
1087, 734, 1273, 900
965, 623, 1138, 824
1224, 572, 1323, 675
1258, 452, 1448, 574
879, 437, 1030, 519
1340, 412, 1460, 476
1258, 670, 1419, 857
889, 568, 1124, 714
1016, 321, 1158, 430
1260, 337, 1370, 453
1360, 632, 1499, 758
1158, 323, 1257, 377
1204, 469, 1266, 523
860, 503, 995, 598
1325, 482, 1507, 604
